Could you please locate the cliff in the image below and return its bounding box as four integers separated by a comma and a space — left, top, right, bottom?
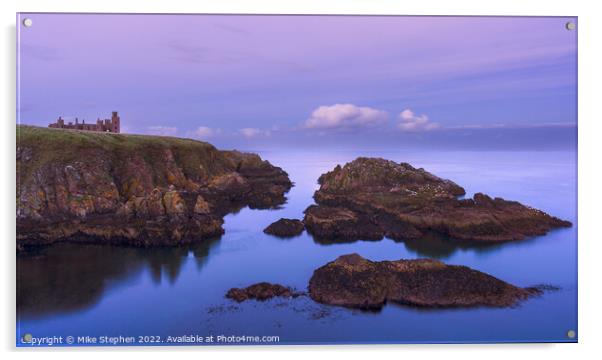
304, 157, 571, 243
17, 126, 292, 249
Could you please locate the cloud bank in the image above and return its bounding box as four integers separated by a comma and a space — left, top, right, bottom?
239, 127, 271, 138
305, 104, 388, 130
189, 126, 221, 139
397, 109, 440, 132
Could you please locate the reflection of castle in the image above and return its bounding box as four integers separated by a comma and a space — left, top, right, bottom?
48, 111, 120, 133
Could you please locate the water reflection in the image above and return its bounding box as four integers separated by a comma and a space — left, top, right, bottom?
399, 232, 508, 259
310, 231, 540, 260
17, 238, 220, 319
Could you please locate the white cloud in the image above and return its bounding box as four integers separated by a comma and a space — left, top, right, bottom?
397, 109, 440, 132
305, 103, 388, 129
239, 127, 271, 138
189, 126, 221, 139
147, 126, 178, 136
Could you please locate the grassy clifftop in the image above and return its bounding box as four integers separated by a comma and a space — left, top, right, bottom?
18, 125, 220, 172
16, 125, 239, 192
17, 125, 213, 150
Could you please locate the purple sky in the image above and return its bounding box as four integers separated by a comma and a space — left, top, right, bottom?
17, 14, 577, 150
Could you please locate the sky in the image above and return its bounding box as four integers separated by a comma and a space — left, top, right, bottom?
17, 14, 577, 150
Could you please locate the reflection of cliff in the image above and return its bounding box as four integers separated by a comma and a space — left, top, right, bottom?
17, 239, 219, 319
145, 241, 216, 284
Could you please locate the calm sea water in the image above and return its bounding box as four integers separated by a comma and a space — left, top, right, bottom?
16, 150, 577, 345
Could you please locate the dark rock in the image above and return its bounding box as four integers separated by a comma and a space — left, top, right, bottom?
303, 205, 386, 242
308, 253, 542, 309
263, 218, 305, 237
304, 157, 571, 243
16, 126, 292, 248
226, 282, 300, 302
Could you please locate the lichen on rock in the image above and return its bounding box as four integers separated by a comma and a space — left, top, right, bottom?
193, 195, 211, 214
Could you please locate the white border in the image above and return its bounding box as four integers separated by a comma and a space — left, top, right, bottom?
2, 0, 601, 358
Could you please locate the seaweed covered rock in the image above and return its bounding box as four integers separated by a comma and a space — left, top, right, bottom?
308, 254, 541, 309
17, 126, 292, 248
263, 218, 305, 237
304, 157, 571, 243
226, 282, 300, 302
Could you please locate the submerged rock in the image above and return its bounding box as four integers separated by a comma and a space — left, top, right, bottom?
309, 254, 541, 309
263, 218, 305, 237
304, 157, 571, 243
226, 282, 300, 302
17, 126, 292, 248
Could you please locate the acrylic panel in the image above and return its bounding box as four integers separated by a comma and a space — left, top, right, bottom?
16, 13, 578, 346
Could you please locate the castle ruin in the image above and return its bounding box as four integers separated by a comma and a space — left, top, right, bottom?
48, 111, 121, 133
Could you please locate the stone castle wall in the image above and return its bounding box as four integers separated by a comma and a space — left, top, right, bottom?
48, 111, 120, 133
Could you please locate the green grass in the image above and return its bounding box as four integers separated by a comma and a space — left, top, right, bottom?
17, 125, 214, 152
16, 125, 234, 190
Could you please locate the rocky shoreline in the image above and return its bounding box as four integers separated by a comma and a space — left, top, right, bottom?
17, 133, 567, 315
18, 134, 570, 249
16, 126, 292, 249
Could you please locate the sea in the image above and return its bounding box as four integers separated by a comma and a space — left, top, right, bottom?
16, 150, 577, 345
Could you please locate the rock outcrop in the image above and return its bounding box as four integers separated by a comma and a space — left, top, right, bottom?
308, 254, 541, 309
263, 218, 305, 237
304, 157, 571, 243
226, 282, 301, 302
17, 126, 292, 248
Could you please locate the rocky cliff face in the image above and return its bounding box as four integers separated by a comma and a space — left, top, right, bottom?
304, 157, 571, 243
17, 126, 292, 249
